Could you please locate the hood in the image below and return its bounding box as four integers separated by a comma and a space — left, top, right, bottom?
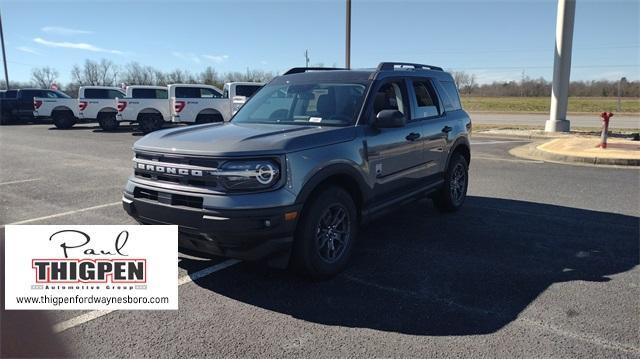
133, 122, 357, 156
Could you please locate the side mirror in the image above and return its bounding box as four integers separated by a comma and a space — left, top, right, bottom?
374, 109, 406, 128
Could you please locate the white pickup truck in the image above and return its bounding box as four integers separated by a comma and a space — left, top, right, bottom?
114, 86, 169, 132
33, 86, 125, 129
169, 82, 263, 126
79, 86, 126, 130
33, 92, 78, 128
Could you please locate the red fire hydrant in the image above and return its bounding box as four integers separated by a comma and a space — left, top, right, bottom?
597, 112, 614, 149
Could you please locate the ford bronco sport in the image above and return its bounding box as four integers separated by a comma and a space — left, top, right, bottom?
123, 62, 472, 277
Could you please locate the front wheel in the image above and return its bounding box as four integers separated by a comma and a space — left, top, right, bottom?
291, 187, 358, 278
52, 111, 76, 129
98, 113, 119, 131
433, 152, 468, 212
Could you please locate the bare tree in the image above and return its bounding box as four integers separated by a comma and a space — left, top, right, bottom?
198, 66, 219, 86
121, 62, 159, 85
70, 59, 119, 86
452, 71, 476, 95
31, 67, 59, 89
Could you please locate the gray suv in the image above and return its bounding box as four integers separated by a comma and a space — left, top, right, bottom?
123, 62, 472, 277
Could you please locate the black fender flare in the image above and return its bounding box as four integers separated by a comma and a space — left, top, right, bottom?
445, 136, 471, 169
295, 162, 370, 210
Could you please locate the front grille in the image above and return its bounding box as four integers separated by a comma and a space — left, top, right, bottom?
133, 151, 222, 189
135, 152, 220, 168
134, 187, 203, 209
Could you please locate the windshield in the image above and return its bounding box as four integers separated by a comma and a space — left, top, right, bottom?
232, 82, 366, 126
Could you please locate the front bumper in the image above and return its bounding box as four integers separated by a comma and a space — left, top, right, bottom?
122, 180, 301, 262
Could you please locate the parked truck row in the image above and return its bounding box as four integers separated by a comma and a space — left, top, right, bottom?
2, 81, 263, 133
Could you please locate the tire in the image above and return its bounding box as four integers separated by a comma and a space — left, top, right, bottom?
98, 112, 118, 131
195, 114, 223, 124
291, 186, 358, 278
52, 110, 76, 129
433, 152, 469, 212
138, 114, 163, 134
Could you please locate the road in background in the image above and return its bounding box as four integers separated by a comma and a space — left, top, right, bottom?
470, 112, 639, 129
0, 123, 638, 357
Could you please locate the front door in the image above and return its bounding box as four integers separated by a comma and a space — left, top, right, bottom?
364, 79, 427, 202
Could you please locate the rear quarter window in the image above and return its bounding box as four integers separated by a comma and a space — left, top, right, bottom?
438, 81, 463, 111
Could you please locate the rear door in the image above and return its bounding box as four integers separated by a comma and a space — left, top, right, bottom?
408, 78, 449, 176
433, 80, 465, 172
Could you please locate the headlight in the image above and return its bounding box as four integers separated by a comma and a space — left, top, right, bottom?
217, 160, 280, 191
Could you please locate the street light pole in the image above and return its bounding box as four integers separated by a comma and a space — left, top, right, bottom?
0, 10, 9, 90
545, 0, 576, 133
345, 0, 351, 69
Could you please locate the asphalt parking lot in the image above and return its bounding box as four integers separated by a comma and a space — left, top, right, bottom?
1, 122, 639, 357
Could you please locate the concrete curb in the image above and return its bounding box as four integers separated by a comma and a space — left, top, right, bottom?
509, 142, 640, 167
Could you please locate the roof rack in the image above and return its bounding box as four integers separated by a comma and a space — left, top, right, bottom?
283, 67, 347, 75
376, 62, 443, 72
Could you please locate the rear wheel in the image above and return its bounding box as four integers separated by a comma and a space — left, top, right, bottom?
98, 112, 118, 131
138, 114, 163, 134
291, 187, 358, 278
433, 152, 468, 212
52, 110, 76, 129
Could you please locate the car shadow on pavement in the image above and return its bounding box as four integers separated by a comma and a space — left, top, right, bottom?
178, 196, 639, 336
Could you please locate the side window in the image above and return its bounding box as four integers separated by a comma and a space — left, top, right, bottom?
21, 90, 39, 99
156, 89, 168, 99
46, 91, 58, 98
236, 85, 261, 97
411, 80, 441, 119
438, 81, 462, 111
84, 89, 106, 99
200, 87, 222, 98
108, 90, 125, 99
131, 88, 155, 99
372, 80, 408, 119
174, 87, 199, 98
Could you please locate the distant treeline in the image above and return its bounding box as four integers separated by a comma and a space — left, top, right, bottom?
2, 58, 638, 98
2, 58, 276, 96
451, 71, 639, 97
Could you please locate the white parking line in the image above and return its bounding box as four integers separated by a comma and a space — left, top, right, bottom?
0, 178, 41, 186
52, 258, 241, 334
3, 202, 121, 226
471, 140, 531, 145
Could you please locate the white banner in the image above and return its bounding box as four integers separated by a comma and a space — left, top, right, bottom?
4, 225, 178, 310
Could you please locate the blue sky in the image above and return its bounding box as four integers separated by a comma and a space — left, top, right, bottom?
3, 0, 639, 84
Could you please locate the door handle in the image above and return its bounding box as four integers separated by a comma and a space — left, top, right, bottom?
441, 126, 453, 133
405, 132, 421, 141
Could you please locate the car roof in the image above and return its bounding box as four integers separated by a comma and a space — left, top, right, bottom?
274, 66, 454, 84
271, 70, 374, 85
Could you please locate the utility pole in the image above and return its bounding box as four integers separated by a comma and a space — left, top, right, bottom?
345, 0, 351, 69
545, 0, 576, 132
0, 10, 9, 90
305, 49, 310, 68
